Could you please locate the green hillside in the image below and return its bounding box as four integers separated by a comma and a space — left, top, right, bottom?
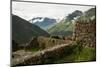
12, 15, 50, 44
47, 20, 74, 36
85, 8, 96, 18
47, 10, 83, 36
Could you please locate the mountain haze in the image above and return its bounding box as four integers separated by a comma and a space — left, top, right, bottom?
29, 17, 57, 30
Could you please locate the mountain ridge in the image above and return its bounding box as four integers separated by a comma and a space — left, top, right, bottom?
29, 17, 57, 30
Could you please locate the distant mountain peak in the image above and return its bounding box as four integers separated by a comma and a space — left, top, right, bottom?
66, 10, 83, 21
29, 17, 57, 30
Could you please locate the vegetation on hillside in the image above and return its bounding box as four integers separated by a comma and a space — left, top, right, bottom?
47, 21, 74, 36
47, 10, 83, 36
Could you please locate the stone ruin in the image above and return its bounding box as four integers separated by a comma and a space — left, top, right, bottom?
25, 36, 70, 50
73, 19, 96, 47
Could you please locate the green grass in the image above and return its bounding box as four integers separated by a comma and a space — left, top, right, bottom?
74, 47, 96, 61
54, 46, 96, 63
25, 47, 40, 52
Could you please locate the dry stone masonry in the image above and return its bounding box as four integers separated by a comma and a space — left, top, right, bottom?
73, 19, 96, 47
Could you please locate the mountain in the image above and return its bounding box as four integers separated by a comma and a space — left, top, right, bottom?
77, 8, 96, 22
29, 17, 57, 30
12, 15, 50, 44
47, 10, 83, 36
85, 8, 96, 18
47, 8, 96, 36
47, 21, 74, 36
66, 10, 83, 22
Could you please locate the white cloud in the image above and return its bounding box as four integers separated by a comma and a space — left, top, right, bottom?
12, 1, 95, 21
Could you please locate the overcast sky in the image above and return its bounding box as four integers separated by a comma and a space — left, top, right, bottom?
12, 1, 95, 21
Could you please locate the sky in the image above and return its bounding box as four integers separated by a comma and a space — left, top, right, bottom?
12, 1, 95, 21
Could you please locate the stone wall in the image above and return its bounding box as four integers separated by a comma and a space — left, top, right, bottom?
73, 19, 96, 47
12, 42, 75, 66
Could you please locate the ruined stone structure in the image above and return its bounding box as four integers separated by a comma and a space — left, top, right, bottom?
73, 19, 96, 47
12, 17, 96, 66
12, 41, 74, 66
25, 36, 70, 50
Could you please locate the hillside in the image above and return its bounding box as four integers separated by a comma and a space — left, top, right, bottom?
47, 21, 74, 36
47, 10, 83, 36
77, 8, 96, 22
85, 8, 96, 18
66, 10, 83, 22
12, 15, 50, 44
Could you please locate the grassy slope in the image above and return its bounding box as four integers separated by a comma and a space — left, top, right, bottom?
54, 46, 96, 63
47, 21, 74, 36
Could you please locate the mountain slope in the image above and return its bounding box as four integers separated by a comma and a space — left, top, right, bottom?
85, 8, 96, 18
12, 15, 49, 44
47, 8, 95, 36
65, 10, 83, 22
47, 10, 83, 36
77, 8, 96, 22
29, 17, 57, 30
47, 21, 74, 36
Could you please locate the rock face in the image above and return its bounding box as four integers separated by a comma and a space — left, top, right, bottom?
73, 19, 96, 47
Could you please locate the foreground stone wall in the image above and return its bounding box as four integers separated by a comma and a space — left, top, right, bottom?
73, 19, 96, 47
12, 42, 75, 66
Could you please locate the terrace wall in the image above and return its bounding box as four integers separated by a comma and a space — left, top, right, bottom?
73, 19, 96, 47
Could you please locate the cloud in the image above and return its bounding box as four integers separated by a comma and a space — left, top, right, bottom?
12, 1, 94, 21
